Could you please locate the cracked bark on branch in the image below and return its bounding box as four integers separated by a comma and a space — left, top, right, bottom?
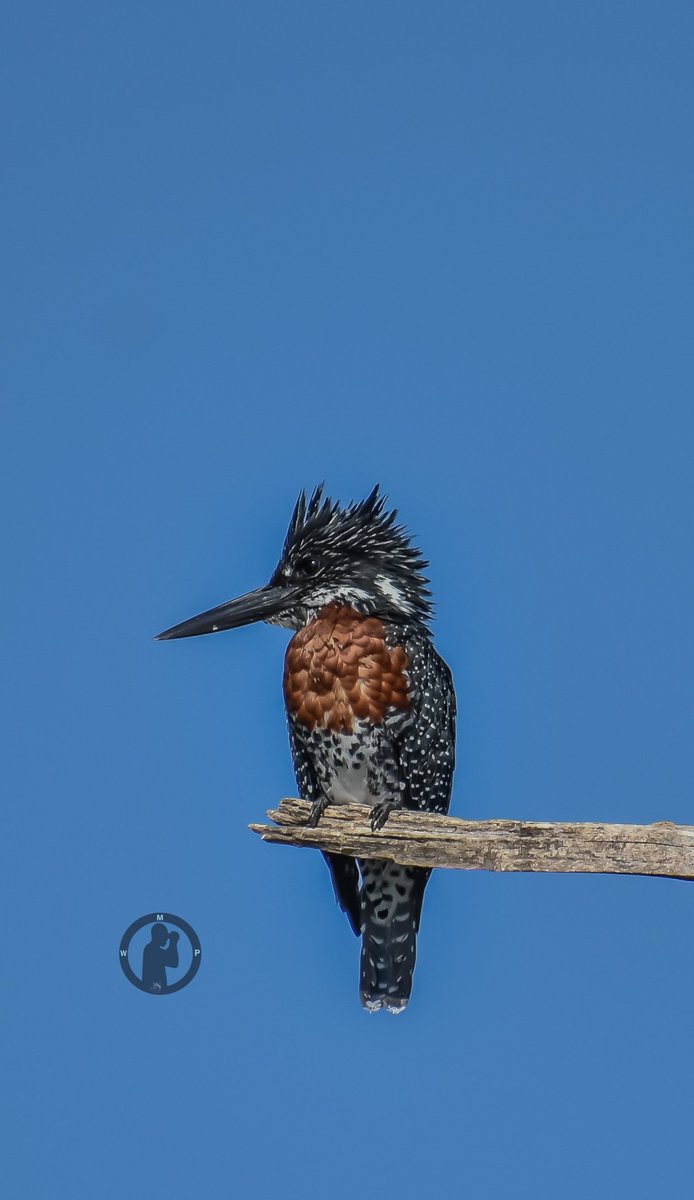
249, 799, 694, 880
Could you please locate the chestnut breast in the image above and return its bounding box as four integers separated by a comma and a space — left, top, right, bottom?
283, 605, 409, 734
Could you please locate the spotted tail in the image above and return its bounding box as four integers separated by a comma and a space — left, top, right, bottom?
358, 861, 431, 1013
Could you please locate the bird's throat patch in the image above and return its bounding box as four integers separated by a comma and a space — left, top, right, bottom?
283, 605, 409, 733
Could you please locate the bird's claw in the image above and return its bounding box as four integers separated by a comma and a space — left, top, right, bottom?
370, 800, 398, 832
307, 797, 329, 827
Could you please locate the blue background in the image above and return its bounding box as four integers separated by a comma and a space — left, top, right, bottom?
3, 3, 693, 1196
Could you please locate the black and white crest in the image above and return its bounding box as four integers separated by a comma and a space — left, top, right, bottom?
269, 484, 433, 626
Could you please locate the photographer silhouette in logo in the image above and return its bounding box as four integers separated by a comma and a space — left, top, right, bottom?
120, 912, 200, 995
141, 922, 180, 993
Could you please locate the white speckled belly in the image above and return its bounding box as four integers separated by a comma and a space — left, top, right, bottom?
327, 757, 372, 805
300, 723, 401, 809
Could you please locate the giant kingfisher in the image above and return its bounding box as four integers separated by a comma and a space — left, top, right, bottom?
157, 486, 456, 1012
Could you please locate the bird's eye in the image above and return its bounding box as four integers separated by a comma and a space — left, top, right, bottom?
294, 553, 320, 575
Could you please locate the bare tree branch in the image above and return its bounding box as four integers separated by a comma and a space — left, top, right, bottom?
249, 799, 694, 881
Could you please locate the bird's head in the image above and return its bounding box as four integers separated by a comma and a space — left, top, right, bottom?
155, 485, 433, 640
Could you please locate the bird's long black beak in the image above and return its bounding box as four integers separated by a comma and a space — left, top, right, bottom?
155, 584, 296, 641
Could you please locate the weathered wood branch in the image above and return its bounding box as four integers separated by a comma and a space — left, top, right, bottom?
249, 799, 694, 881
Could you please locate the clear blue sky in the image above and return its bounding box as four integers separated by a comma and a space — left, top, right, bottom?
3, 3, 693, 1196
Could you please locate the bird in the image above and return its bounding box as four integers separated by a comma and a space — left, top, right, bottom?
156, 485, 456, 1012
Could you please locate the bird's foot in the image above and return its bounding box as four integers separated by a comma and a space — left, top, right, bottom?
370, 799, 400, 832
307, 797, 329, 828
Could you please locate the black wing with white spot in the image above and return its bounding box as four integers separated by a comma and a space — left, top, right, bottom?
386, 629, 456, 816
287, 718, 362, 936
